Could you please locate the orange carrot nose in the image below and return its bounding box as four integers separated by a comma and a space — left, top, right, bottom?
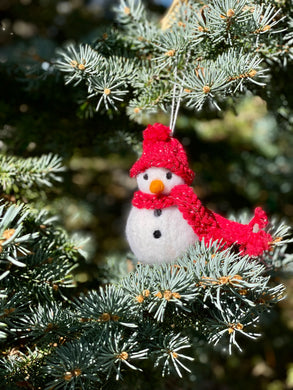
150, 179, 164, 194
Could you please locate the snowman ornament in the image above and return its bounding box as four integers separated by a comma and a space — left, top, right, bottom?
126, 166, 198, 264
126, 123, 273, 264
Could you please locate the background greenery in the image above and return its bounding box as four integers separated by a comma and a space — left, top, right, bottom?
0, 0, 292, 388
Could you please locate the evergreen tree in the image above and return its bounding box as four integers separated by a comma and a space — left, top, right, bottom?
0, 0, 292, 389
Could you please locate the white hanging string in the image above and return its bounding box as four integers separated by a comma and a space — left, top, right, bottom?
169, 51, 191, 135
169, 58, 178, 135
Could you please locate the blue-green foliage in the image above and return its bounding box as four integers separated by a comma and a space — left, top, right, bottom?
0, 0, 292, 388
55, 0, 291, 120
1, 178, 291, 388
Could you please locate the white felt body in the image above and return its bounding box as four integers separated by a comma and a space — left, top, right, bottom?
126, 206, 198, 264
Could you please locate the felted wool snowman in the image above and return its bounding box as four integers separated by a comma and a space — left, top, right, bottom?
126, 123, 273, 264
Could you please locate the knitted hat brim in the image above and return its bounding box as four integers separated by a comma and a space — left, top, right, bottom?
130, 158, 195, 185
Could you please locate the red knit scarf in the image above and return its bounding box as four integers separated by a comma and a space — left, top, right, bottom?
131, 186, 272, 257
132, 191, 176, 209
131, 189, 218, 239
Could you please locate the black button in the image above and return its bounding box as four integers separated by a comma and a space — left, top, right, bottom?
153, 230, 161, 239
154, 209, 162, 217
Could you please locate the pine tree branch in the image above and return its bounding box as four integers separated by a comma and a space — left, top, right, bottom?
0, 154, 64, 192
55, 0, 290, 125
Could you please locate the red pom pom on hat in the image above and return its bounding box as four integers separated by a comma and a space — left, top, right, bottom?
130, 123, 195, 185
143, 123, 171, 143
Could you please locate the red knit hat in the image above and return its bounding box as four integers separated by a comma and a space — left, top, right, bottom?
130, 123, 195, 185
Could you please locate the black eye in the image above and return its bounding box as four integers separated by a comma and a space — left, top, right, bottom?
166, 172, 172, 180
143, 173, 148, 180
